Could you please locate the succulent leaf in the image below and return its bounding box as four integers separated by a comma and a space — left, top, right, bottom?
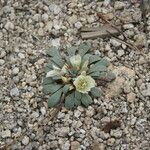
42, 77, 53, 85
89, 55, 101, 64
88, 65, 107, 73
90, 87, 102, 97
48, 88, 62, 107
74, 91, 82, 106
63, 84, 70, 94
46, 47, 60, 57
81, 94, 92, 107
65, 92, 75, 109
43, 84, 62, 94
67, 46, 77, 56
78, 43, 91, 56
96, 58, 110, 67
51, 55, 64, 68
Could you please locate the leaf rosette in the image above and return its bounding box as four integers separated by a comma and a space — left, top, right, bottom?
43, 43, 116, 109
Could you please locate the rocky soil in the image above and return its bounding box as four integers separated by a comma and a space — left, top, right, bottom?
0, 0, 150, 150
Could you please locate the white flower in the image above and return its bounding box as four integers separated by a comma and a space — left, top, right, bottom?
73, 73, 96, 93
70, 55, 81, 69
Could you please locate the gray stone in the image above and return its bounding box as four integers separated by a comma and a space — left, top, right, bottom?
0, 59, 5, 65
74, 21, 82, 29
42, 13, 49, 22
121, 102, 128, 113
0, 50, 6, 58
62, 141, 70, 150
1, 129, 11, 138
45, 21, 53, 32
10, 87, 19, 97
127, 92, 136, 103
40, 107, 46, 115
141, 83, 150, 96
110, 39, 121, 47
123, 24, 134, 29
38, 28, 44, 36
51, 38, 60, 47
5, 21, 14, 30
74, 110, 81, 118
68, 15, 78, 24
22, 136, 29, 145
118, 49, 124, 56
57, 127, 70, 137
114, 1, 126, 10
12, 67, 19, 75
86, 106, 95, 117
139, 56, 146, 65
71, 141, 80, 150
135, 119, 147, 132
110, 129, 122, 138
107, 138, 115, 146
49, 4, 61, 15
18, 53, 25, 59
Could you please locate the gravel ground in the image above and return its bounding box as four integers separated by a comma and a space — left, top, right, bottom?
0, 0, 150, 150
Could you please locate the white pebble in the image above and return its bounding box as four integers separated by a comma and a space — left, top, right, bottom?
22, 136, 29, 145
42, 13, 49, 22
12, 67, 19, 75
5, 21, 14, 30
0, 59, 5, 65
1, 130, 11, 138
74, 21, 82, 29
18, 53, 25, 59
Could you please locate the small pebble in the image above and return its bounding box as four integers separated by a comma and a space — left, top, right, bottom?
12, 67, 19, 75
10, 87, 19, 97
22, 136, 29, 145
5, 21, 14, 30
74, 21, 82, 29
1, 130, 11, 138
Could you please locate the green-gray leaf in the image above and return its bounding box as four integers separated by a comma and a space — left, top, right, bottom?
65, 92, 75, 109
46, 47, 60, 57
42, 77, 53, 85
63, 84, 70, 94
81, 54, 92, 66
46, 60, 53, 70
78, 43, 91, 56
48, 88, 62, 107
67, 46, 77, 56
89, 55, 101, 64
90, 87, 102, 97
52, 76, 62, 81
81, 94, 92, 107
96, 58, 110, 67
90, 71, 100, 77
51, 55, 64, 68
89, 65, 106, 73
74, 91, 81, 106
43, 84, 62, 94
